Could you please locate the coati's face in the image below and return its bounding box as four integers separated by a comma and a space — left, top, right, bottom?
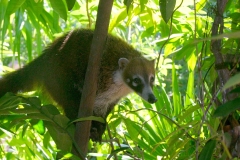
118, 57, 157, 104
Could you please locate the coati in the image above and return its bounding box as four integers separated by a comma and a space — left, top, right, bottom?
0, 29, 157, 141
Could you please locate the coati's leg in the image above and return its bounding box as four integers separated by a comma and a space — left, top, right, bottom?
90, 100, 119, 142
42, 76, 111, 142
43, 75, 82, 119
90, 121, 106, 142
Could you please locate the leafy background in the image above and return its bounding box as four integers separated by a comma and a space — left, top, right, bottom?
0, 0, 240, 159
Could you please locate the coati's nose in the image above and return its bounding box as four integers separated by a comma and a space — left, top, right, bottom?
148, 94, 157, 104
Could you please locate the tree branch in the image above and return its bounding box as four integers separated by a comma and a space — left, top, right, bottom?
72, 0, 113, 158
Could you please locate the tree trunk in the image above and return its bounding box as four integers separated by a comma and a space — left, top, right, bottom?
211, 0, 240, 158
72, 0, 113, 158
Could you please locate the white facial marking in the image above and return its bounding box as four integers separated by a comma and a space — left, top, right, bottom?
134, 74, 155, 103
94, 70, 133, 117
132, 75, 144, 87
132, 82, 138, 87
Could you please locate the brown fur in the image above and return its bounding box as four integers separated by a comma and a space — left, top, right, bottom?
0, 29, 155, 141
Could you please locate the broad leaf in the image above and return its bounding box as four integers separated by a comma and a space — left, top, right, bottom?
49, 0, 68, 20
124, 0, 133, 13
32, 120, 45, 135
223, 73, 240, 90
66, 0, 76, 11
196, 0, 207, 11
213, 98, 240, 117
45, 115, 73, 152
71, 116, 105, 124
159, 0, 176, 23
0, 93, 22, 110
199, 140, 216, 160
5, 0, 26, 15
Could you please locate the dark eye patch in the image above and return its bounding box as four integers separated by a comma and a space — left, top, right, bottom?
127, 76, 143, 94
150, 76, 155, 83
133, 77, 141, 85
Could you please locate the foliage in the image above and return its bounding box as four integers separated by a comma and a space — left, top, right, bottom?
0, 0, 240, 159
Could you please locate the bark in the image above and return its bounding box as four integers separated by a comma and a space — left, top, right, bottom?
211, 0, 240, 158
72, 0, 113, 158
211, 0, 229, 96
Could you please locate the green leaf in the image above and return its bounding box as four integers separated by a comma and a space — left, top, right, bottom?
185, 70, 195, 106
43, 131, 51, 148
0, 108, 39, 116
140, 0, 148, 11
196, 0, 207, 11
6, 0, 26, 15
174, 42, 195, 60
172, 63, 181, 115
23, 113, 50, 121
49, 0, 68, 21
0, 126, 15, 135
213, 98, 240, 117
109, 9, 127, 32
108, 147, 130, 159
199, 140, 216, 160
123, 118, 140, 142
71, 116, 105, 124
66, 0, 76, 11
27, 97, 41, 107
178, 104, 201, 122
24, 20, 33, 62
29, 0, 43, 13
154, 86, 172, 114
229, 86, 240, 94
45, 121, 72, 152
33, 120, 45, 135
57, 151, 80, 160
26, 10, 43, 54
124, 0, 133, 13
53, 10, 60, 32
1, 12, 10, 49
53, 115, 71, 128
40, 10, 61, 34
41, 104, 60, 116
187, 52, 197, 71
0, 93, 22, 110
169, 132, 190, 159
0, 0, 8, 23
108, 117, 121, 129
223, 73, 240, 90
137, 113, 162, 143
159, 0, 176, 23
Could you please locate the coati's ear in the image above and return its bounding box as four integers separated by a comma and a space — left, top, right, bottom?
118, 58, 129, 70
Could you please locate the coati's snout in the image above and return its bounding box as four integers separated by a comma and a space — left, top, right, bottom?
147, 93, 157, 104
118, 57, 157, 104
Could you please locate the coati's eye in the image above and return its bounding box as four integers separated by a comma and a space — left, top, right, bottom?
150, 76, 155, 83
133, 77, 141, 85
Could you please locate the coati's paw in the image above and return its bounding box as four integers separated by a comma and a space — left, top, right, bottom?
90, 120, 106, 142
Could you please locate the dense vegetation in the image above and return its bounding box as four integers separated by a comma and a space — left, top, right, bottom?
1, 0, 240, 159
